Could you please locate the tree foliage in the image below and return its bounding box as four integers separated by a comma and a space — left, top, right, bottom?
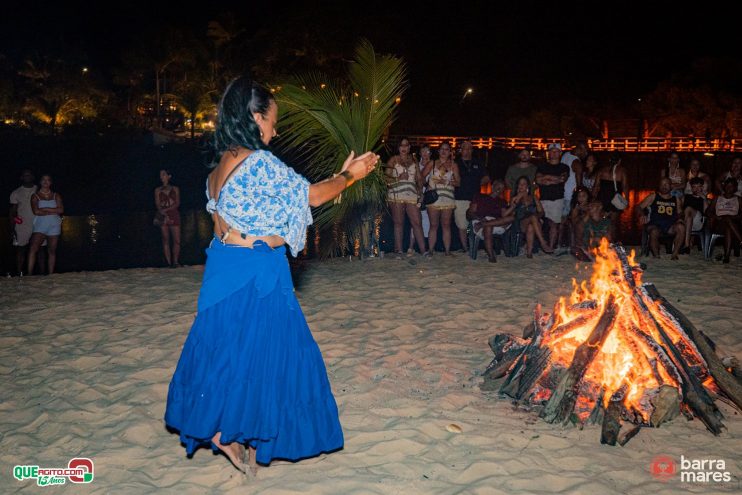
275, 40, 407, 257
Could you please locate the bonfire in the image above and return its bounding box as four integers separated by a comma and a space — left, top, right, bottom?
482, 239, 742, 445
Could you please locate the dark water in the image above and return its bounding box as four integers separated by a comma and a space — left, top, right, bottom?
0, 192, 650, 275
3, 129, 731, 274
0, 211, 213, 274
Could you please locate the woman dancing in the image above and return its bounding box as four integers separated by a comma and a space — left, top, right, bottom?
164, 77, 379, 475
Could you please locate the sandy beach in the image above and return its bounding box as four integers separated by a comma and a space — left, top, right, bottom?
1, 251, 740, 494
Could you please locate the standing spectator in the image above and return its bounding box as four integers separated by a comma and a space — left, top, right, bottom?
706, 177, 742, 263
385, 137, 426, 256
681, 177, 709, 253
155, 169, 182, 267
27, 174, 63, 274
466, 180, 514, 262
684, 157, 710, 196
661, 151, 686, 198
581, 154, 598, 191
636, 177, 684, 260
505, 148, 537, 194
454, 140, 490, 253
9, 169, 42, 276
409, 145, 432, 254
592, 153, 629, 240
422, 142, 459, 256
715, 156, 741, 197
560, 142, 586, 220
535, 143, 570, 250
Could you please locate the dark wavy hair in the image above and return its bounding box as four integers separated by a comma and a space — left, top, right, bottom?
571, 186, 592, 209
159, 168, 175, 186
212, 76, 274, 164
515, 175, 532, 195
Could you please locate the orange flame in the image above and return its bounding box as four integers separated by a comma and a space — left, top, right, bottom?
536, 238, 713, 423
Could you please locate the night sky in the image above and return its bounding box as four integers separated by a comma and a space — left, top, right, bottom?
2, 1, 739, 134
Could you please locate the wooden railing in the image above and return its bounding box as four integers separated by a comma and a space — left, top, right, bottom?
389, 135, 740, 153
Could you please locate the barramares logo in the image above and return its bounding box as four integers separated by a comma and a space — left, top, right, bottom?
14, 458, 94, 486
650, 455, 732, 483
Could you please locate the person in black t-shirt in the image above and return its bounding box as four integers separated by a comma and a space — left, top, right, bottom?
535, 143, 570, 250
454, 140, 490, 252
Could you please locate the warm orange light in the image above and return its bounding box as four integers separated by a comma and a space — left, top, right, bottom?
533, 239, 715, 423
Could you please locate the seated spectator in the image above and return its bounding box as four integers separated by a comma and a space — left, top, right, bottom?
684, 157, 710, 196
505, 175, 553, 258
680, 177, 709, 253
715, 156, 742, 197
467, 180, 514, 262
635, 177, 685, 260
706, 177, 742, 263
592, 153, 628, 241
583, 201, 612, 249
569, 187, 592, 249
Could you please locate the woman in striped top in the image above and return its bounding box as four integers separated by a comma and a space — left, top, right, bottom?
385, 138, 427, 256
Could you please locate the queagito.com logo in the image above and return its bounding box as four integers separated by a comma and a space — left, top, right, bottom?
650, 455, 733, 483
13, 458, 94, 487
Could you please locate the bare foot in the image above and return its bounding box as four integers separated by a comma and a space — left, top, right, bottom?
246, 446, 259, 477
671, 254, 679, 260
212, 433, 246, 473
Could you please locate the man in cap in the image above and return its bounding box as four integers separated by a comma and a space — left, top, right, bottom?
535, 143, 570, 251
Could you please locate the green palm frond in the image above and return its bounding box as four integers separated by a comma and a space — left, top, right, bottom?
274, 40, 408, 258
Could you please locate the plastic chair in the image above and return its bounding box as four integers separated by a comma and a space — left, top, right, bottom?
468, 221, 520, 259
641, 226, 675, 256
704, 233, 725, 260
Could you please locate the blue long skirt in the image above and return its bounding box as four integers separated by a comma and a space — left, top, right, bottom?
164, 240, 343, 465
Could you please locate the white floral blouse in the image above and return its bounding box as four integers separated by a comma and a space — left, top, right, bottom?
206, 150, 313, 257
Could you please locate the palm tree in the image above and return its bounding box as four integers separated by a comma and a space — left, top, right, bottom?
175, 75, 217, 140
275, 40, 407, 258
18, 56, 107, 134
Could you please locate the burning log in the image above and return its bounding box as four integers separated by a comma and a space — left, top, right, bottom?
481, 334, 528, 389
483, 240, 733, 445
614, 249, 724, 435
541, 296, 617, 424
643, 283, 742, 412
499, 305, 552, 400
617, 425, 642, 446
600, 383, 627, 446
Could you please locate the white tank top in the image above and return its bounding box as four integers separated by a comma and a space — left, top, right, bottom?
561, 152, 578, 200
716, 196, 739, 216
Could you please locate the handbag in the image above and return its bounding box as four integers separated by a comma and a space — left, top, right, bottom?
422, 188, 439, 206
610, 164, 628, 210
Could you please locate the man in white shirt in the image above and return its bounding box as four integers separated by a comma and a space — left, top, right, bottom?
8, 169, 42, 275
